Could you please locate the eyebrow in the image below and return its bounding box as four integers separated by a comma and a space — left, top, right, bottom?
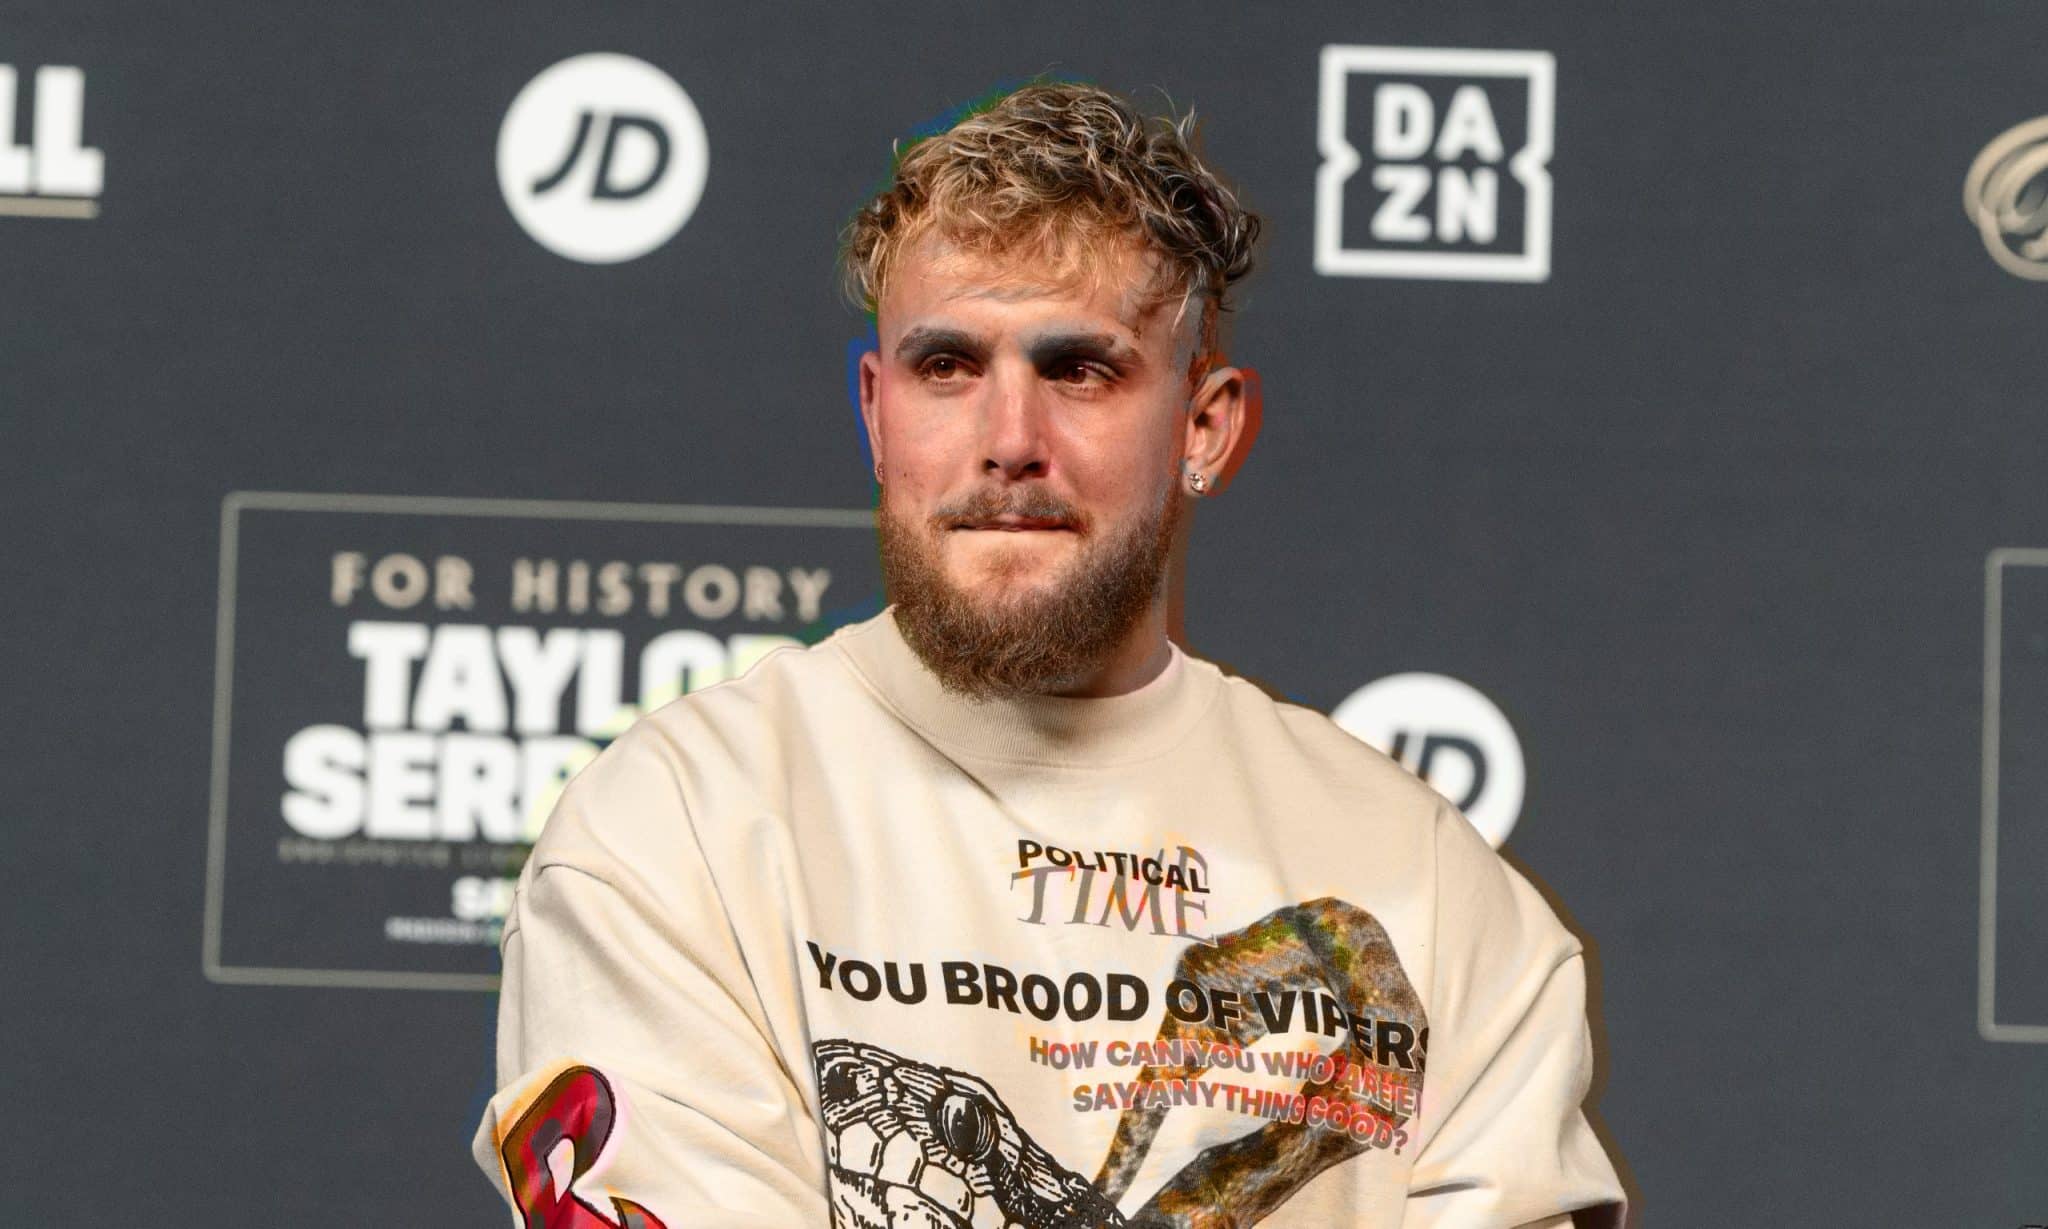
894, 326, 984, 364
892, 326, 1143, 368
1026, 331, 1142, 369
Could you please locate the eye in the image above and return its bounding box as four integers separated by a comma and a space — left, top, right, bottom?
931, 1091, 998, 1162
1051, 360, 1111, 388
820, 1059, 870, 1104
919, 355, 969, 381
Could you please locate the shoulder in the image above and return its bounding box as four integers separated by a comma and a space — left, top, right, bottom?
646, 623, 864, 736
1414, 753, 1577, 955
529, 627, 866, 872
1197, 658, 1448, 820
627, 618, 881, 775
1191, 657, 1571, 949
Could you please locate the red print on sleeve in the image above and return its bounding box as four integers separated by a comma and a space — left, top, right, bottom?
498, 1066, 669, 1229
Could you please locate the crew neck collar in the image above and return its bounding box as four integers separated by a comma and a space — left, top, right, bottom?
829, 606, 1222, 768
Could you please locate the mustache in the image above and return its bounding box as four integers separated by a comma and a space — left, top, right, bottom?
931, 488, 1087, 530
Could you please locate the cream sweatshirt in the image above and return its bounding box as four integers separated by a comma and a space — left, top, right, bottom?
472, 607, 1626, 1228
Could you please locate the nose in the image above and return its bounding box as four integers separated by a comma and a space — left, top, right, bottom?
979, 361, 1050, 481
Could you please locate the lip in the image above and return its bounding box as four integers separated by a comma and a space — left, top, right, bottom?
954, 516, 1073, 531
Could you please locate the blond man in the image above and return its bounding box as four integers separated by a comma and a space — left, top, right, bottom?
473, 81, 1626, 1229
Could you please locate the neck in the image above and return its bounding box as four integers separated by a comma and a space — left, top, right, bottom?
832, 605, 1219, 768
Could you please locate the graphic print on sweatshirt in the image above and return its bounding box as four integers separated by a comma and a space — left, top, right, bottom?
810, 897, 1428, 1228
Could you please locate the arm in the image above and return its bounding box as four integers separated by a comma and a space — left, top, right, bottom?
470, 725, 829, 1227
1401, 805, 1627, 1229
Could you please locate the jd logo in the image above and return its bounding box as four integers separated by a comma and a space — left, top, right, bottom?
1331, 672, 1526, 847
497, 53, 708, 264
534, 112, 670, 201
1315, 45, 1553, 282
0, 65, 104, 218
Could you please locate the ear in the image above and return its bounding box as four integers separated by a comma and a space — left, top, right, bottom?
857, 348, 886, 478
1181, 362, 1262, 495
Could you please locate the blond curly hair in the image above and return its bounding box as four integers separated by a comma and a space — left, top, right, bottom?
841, 81, 1261, 385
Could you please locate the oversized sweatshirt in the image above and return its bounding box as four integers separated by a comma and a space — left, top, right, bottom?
471, 606, 1627, 1228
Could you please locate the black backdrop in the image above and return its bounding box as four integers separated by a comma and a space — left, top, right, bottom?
6, 3, 2047, 1223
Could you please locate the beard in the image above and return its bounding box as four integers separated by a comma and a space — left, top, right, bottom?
878, 474, 1183, 701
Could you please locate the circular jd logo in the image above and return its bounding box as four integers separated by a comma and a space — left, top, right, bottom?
1331, 672, 1526, 847
497, 53, 709, 264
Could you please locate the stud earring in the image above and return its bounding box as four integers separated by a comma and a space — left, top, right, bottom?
1188, 470, 1209, 494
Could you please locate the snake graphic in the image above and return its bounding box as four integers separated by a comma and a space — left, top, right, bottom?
812, 897, 1426, 1229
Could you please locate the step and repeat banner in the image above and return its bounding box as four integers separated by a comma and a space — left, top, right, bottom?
6, 3, 2045, 1224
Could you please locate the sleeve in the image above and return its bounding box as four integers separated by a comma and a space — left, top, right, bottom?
1400, 804, 1628, 1229
469, 725, 830, 1228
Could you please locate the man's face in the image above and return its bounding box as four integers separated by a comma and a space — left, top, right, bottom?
858, 230, 1201, 698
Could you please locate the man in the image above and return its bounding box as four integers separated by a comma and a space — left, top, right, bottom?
473, 81, 1627, 1228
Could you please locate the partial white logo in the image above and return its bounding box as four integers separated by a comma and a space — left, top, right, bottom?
1964, 117, 2048, 282
0, 65, 104, 219
204, 492, 877, 990
1332, 672, 1525, 846
1315, 45, 1553, 282
497, 53, 708, 264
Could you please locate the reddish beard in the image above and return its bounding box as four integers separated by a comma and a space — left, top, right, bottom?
878, 476, 1183, 700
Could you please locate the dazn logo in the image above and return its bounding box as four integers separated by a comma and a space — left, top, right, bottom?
1315, 45, 1553, 282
